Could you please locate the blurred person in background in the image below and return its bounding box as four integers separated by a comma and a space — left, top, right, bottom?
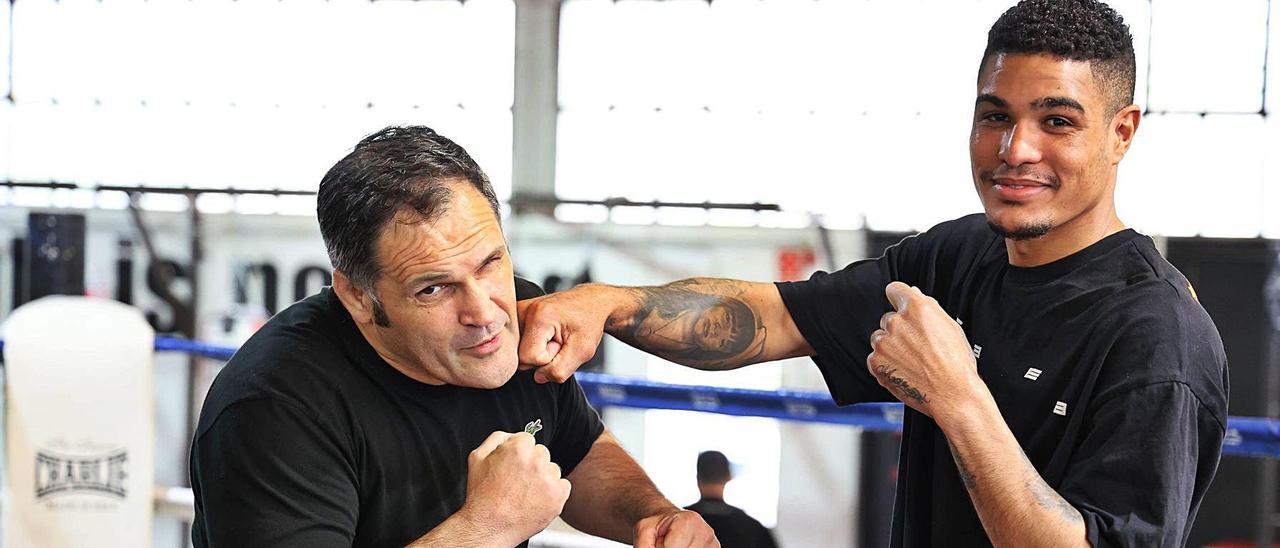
686, 451, 778, 548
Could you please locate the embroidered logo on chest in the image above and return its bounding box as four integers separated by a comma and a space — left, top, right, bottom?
524, 419, 544, 436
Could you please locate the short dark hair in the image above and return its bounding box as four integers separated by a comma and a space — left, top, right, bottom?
981, 0, 1136, 115
697, 451, 731, 484
317, 125, 500, 302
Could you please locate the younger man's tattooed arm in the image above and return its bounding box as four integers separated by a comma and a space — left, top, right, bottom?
605, 278, 811, 371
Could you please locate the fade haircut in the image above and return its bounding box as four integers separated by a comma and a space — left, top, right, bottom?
696, 451, 731, 484
981, 0, 1137, 115
317, 126, 499, 326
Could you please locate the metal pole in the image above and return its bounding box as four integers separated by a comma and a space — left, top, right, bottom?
511, 0, 561, 216
1260, 243, 1280, 547
180, 193, 201, 548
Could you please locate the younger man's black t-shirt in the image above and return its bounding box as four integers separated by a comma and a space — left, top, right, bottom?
191, 280, 604, 547
777, 213, 1228, 547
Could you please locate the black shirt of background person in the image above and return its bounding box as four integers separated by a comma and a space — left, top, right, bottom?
686, 497, 778, 548
190, 279, 604, 547
776, 213, 1228, 548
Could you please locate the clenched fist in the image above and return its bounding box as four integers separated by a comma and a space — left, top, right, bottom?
458, 431, 572, 545
867, 282, 988, 423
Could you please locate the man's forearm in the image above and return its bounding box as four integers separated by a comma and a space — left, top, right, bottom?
602, 278, 776, 371
407, 507, 513, 548
561, 432, 679, 542
940, 394, 1089, 548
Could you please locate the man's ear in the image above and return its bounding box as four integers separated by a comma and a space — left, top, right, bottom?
333, 270, 375, 325
1110, 104, 1142, 164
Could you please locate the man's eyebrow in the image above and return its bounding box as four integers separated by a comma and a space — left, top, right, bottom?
484, 245, 506, 262
976, 94, 1007, 108
409, 271, 451, 285
406, 246, 506, 286
1032, 96, 1085, 113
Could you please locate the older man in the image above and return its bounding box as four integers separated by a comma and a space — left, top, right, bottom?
191, 126, 716, 547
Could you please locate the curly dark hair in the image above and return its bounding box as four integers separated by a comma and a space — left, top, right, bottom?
982, 0, 1136, 114
317, 126, 499, 324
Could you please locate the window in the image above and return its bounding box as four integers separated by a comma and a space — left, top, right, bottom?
2, 0, 514, 214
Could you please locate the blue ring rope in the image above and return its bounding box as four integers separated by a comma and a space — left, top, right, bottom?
3, 336, 1275, 458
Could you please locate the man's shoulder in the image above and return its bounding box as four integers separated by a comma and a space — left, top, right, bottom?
1101, 241, 1220, 348
196, 290, 368, 437
886, 213, 1001, 266
920, 213, 997, 244
686, 499, 758, 522
1092, 269, 1227, 416
687, 499, 772, 542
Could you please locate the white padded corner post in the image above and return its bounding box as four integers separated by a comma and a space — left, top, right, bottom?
2, 296, 155, 548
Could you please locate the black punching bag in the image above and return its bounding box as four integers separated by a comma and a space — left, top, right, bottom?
20, 213, 86, 306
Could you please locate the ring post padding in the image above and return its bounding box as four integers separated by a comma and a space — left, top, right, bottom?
2, 296, 155, 548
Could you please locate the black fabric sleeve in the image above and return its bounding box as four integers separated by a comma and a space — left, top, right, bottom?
191, 398, 359, 547
548, 375, 606, 476
1058, 381, 1224, 548
774, 230, 942, 405
515, 276, 545, 300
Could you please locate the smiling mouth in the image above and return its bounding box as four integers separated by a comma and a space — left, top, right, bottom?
989, 179, 1052, 202
991, 177, 1050, 188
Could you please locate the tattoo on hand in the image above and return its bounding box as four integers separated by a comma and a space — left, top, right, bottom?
618, 279, 767, 370
878, 367, 928, 405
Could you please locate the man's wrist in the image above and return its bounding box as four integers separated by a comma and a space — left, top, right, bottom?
450, 504, 516, 547
934, 377, 1000, 437
628, 498, 682, 530
597, 284, 642, 334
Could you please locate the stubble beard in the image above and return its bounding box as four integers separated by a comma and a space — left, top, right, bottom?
987, 219, 1053, 241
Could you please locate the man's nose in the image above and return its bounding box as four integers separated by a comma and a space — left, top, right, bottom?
458, 280, 501, 328
998, 123, 1042, 166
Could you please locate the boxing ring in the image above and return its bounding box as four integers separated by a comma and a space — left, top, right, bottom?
1, 332, 1275, 545
8, 334, 1276, 458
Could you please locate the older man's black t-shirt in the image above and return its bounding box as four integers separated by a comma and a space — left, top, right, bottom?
777, 214, 1228, 547
190, 279, 604, 547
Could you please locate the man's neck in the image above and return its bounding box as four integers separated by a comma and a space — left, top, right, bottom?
698, 483, 726, 501
1005, 208, 1126, 268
